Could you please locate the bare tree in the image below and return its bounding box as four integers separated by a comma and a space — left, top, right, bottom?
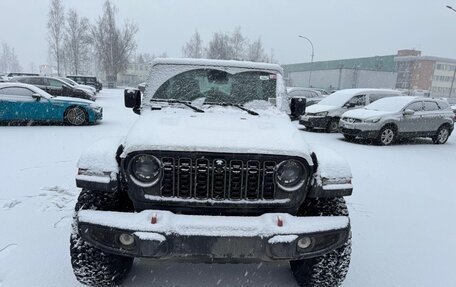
91, 0, 138, 85
246, 37, 268, 62
0, 43, 22, 73
47, 0, 65, 76
182, 30, 203, 58
206, 32, 233, 60
64, 9, 91, 75
230, 27, 245, 60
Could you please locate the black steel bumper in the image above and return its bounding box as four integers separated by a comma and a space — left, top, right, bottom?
299, 116, 331, 129
77, 210, 350, 262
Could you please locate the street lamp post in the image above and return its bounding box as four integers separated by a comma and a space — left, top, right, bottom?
298, 35, 314, 88
446, 5, 456, 97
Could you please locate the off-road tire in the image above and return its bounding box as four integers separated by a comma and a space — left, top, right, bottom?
64, 106, 88, 126
432, 125, 451, 144
290, 197, 351, 287
377, 125, 396, 146
70, 189, 134, 287
326, 118, 340, 133
343, 134, 356, 142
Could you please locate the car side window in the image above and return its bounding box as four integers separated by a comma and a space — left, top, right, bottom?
423, 101, 439, 111
0, 87, 35, 102
49, 79, 64, 88
406, 102, 423, 112
346, 95, 366, 107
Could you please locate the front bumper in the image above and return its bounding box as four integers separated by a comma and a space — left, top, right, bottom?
339, 121, 380, 139
299, 115, 331, 129
77, 210, 350, 262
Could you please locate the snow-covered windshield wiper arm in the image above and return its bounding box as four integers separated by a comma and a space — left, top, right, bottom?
150, 98, 205, 113
203, 102, 259, 116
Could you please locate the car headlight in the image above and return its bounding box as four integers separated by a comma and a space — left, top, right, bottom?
364, 117, 381, 123
276, 160, 306, 191
314, 111, 328, 117
129, 154, 162, 187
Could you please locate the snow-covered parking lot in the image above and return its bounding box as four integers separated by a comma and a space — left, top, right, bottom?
1, 88, 455, 287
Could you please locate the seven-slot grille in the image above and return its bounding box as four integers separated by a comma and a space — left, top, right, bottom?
159, 156, 277, 201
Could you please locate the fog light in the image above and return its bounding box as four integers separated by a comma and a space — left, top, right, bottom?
119, 233, 135, 246
297, 237, 312, 249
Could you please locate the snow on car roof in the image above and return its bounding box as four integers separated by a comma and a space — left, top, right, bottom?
152, 58, 283, 74
365, 96, 418, 111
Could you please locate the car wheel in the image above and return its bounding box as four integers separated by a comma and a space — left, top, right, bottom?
71, 189, 134, 287
290, 198, 351, 287
343, 134, 356, 141
326, 118, 340, 133
65, 106, 88, 126
377, 126, 396, 146
432, 125, 450, 144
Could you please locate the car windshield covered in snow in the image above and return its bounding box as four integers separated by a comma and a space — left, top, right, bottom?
152, 69, 277, 105
364, 96, 415, 112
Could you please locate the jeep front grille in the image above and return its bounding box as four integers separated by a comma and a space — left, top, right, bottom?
158, 156, 277, 201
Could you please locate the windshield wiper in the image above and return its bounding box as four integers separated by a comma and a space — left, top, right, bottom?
150, 98, 205, 113
203, 102, 259, 116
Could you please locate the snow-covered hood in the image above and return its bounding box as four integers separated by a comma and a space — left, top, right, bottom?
306, 104, 338, 114
121, 109, 313, 163
51, 96, 95, 106
342, 108, 393, 120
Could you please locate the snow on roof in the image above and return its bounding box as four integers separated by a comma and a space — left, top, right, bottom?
333, 88, 402, 95
152, 58, 283, 74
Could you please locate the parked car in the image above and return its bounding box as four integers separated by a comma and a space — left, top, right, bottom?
67, 75, 102, 92
59, 77, 97, 95
0, 75, 7, 82
70, 58, 353, 287
14, 76, 95, 101
0, 83, 102, 125
287, 87, 326, 106
339, 96, 454, 145
300, 88, 402, 132
6, 72, 39, 80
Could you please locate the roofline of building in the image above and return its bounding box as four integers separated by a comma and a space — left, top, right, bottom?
394, 55, 456, 64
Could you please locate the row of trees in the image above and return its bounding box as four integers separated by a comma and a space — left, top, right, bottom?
182, 28, 275, 63
47, 0, 138, 82
0, 43, 22, 74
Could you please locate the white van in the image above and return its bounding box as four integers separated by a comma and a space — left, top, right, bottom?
299, 88, 403, 132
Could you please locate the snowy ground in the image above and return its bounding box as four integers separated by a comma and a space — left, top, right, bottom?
1, 89, 455, 286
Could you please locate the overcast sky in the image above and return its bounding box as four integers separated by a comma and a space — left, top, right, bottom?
1, 0, 455, 71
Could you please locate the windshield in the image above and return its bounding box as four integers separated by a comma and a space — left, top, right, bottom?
153, 68, 277, 105
365, 97, 414, 112
317, 91, 357, 107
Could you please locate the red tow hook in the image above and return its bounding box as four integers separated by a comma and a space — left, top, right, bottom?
277, 215, 283, 227
151, 213, 158, 224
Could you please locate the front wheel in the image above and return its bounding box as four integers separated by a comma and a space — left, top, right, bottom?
64, 106, 88, 126
343, 134, 356, 142
70, 190, 133, 287
290, 198, 351, 287
326, 118, 340, 133
377, 126, 396, 146
432, 125, 450, 144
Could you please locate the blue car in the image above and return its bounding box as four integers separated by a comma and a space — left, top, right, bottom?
0, 83, 102, 125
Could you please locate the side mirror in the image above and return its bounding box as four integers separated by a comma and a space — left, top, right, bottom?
124, 88, 141, 114
32, 93, 41, 101
290, 97, 307, 120
345, 103, 356, 108
403, 109, 415, 116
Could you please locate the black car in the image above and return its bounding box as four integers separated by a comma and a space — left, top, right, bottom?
67, 75, 103, 92
14, 76, 95, 101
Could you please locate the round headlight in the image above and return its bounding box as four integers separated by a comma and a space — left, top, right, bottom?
129, 154, 162, 186
276, 160, 305, 191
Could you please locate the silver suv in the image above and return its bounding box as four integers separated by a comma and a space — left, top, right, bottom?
339, 96, 454, 145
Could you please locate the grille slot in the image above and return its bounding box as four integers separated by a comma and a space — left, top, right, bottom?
156, 155, 278, 201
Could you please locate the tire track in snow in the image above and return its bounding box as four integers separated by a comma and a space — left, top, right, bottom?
0, 244, 18, 259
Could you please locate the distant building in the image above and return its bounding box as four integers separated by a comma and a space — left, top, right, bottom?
284, 50, 456, 99
283, 55, 397, 91
117, 62, 151, 86
395, 49, 456, 98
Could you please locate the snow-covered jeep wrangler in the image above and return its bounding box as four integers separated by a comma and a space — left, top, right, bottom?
71, 58, 353, 287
